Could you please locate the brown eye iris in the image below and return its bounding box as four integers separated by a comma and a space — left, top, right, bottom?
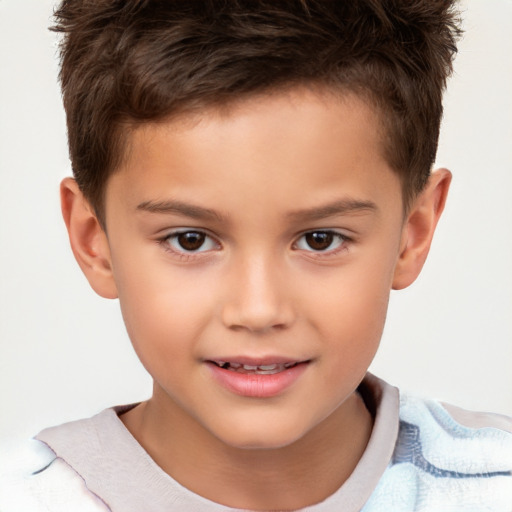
305, 231, 334, 251
177, 232, 205, 251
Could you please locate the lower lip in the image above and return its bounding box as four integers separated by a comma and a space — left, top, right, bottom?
206, 362, 309, 398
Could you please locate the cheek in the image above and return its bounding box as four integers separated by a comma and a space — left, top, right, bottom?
306, 257, 394, 361
112, 258, 217, 369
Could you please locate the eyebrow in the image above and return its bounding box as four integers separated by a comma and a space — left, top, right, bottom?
136, 197, 377, 223
136, 199, 226, 222
286, 198, 378, 222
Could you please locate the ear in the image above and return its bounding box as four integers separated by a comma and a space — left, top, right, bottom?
60, 177, 118, 299
392, 168, 452, 290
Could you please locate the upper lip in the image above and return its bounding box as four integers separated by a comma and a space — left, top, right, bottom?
205, 356, 310, 366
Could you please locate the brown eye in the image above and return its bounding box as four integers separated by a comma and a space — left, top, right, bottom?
177, 231, 206, 251
295, 231, 346, 252
305, 232, 334, 250
164, 230, 218, 253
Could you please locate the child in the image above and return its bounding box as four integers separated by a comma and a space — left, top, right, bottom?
1, 1, 511, 510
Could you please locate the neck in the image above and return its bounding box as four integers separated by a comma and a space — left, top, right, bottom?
121, 388, 373, 510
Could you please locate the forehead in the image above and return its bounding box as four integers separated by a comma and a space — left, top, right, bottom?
107, 88, 401, 222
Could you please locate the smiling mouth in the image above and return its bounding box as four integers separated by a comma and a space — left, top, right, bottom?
210, 361, 301, 375
207, 358, 310, 397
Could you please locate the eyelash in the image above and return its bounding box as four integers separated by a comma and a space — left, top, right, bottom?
158, 229, 220, 261
293, 230, 350, 256
158, 229, 351, 260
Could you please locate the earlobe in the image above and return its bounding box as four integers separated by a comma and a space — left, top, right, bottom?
60, 177, 118, 299
392, 168, 452, 290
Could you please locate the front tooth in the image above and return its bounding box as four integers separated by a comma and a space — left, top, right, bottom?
230, 362, 242, 369
243, 365, 258, 370
258, 364, 278, 371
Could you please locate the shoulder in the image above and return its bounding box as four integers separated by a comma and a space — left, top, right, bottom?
365, 391, 512, 512
0, 416, 114, 512
440, 401, 512, 433
363, 383, 512, 511
397, 392, 512, 460
396, 392, 512, 474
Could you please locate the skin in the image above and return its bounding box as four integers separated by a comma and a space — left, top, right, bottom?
61, 89, 451, 510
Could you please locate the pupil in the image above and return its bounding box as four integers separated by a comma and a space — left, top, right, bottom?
178, 232, 205, 251
306, 232, 333, 251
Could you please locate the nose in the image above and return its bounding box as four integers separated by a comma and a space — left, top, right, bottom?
221, 254, 295, 333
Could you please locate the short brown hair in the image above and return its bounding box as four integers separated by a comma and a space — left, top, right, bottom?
52, 0, 461, 222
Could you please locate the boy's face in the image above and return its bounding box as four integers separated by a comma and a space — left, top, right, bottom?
102, 89, 406, 448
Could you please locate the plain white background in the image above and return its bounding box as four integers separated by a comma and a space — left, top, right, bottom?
0, 0, 511, 441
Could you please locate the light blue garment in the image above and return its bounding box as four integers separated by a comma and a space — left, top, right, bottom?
363, 394, 512, 512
